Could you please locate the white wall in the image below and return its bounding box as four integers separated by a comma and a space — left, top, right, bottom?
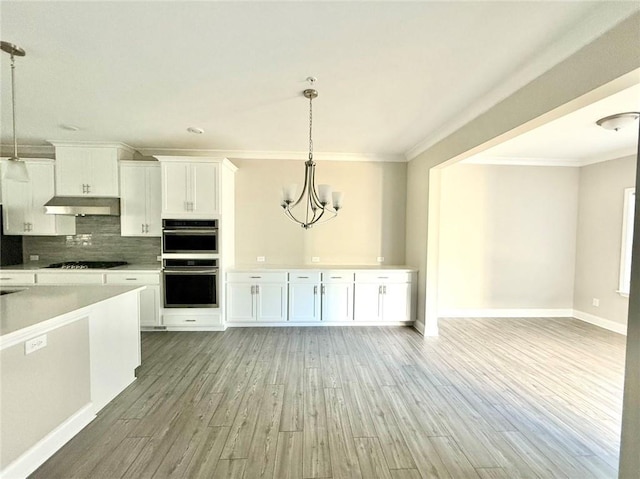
437, 163, 579, 316
573, 155, 636, 328
233, 159, 407, 266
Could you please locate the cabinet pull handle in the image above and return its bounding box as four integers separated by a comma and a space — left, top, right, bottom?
1, 277, 13, 280
145, 224, 149, 233
250, 276, 261, 279
256, 285, 260, 294
125, 278, 137, 281
331, 276, 342, 279
383, 285, 387, 294
185, 319, 196, 322
142, 223, 145, 233
298, 276, 309, 279
378, 276, 389, 279
251, 285, 255, 295
314, 285, 318, 295
86, 184, 91, 194
321, 285, 326, 295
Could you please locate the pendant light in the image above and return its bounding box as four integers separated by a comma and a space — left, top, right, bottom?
281, 77, 343, 229
1, 41, 28, 182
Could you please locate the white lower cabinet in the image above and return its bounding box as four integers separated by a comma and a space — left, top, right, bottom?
105, 272, 161, 328
0, 272, 36, 286
321, 271, 355, 322
37, 272, 105, 285
288, 272, 321, 322
354, 272, 412, 322
227, 272, 288, 322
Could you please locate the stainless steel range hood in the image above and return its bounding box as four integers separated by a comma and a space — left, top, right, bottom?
44, 196, 120, 216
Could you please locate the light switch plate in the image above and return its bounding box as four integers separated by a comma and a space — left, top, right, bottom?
25, 335, 47, 355
377, 256, 385, 263
311, 257, 320, 263
257, 256, 266, 262
29, 255, 39, 261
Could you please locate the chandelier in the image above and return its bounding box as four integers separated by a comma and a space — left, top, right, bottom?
281, 78, 343, 229
1, 41, 29, 182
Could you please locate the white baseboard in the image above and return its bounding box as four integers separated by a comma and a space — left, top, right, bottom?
413, 321, 425, 335
0, 403, 95, 479
438, 308, 574, 318
225, 321, 415, 328
572, 310, 627, 335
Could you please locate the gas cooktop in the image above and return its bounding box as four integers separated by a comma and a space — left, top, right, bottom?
45, 261, 129, 270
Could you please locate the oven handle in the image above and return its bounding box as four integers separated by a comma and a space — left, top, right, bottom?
163, 269, 218, 275
162, 229, 218, 234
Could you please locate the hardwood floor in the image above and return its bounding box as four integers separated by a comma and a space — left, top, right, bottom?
31, 318, 626, 478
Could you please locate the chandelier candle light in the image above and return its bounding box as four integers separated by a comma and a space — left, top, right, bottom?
1, 41, 29, 182
281, 77, 343, 229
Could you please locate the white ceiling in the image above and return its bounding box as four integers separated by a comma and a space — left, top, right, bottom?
466, 83, 640, 167
1, 1, 639, 161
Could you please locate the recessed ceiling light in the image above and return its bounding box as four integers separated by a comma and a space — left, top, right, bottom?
61, 124, 80, 131
596, 112, 640, 132
187, 127, 204, 134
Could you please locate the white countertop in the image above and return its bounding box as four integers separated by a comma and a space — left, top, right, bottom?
0, 285, 143, 339
229, 264, 417, 272
0, 263, 161, 272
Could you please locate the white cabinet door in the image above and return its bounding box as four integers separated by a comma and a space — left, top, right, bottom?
1, 175, 28, 234
192, 162, 219, 216
120, 162, 160, 237
1, 160, 75, 236
161, 162, 190, 217
55, 146, 119, 197
227, 283, 255, 322
256, 283, 287, 322
289, 283, 320, 322
160, 160, 220, 218
120, 164, 147, 236
381, 283, 411, 322
354, 283, 383, 321
145, 165, 162, 236
139, 285, 160, 327
321, 283, 354, 322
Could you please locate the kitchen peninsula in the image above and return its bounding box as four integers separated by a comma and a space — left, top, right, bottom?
0, 285, 143, 479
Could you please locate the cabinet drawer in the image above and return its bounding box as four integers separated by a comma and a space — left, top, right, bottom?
0, 272, 36, 285
162, 313, 221, 327
288, 272, 321, 283
37, 272, 104, 284
355, 271, 412, 283
105, 273, 160, 285
322, 271, 355, 283
227, 272, 287, 283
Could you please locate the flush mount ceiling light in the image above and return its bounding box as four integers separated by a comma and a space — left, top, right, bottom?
187, 127, 205, 134
281, 77, 343, 229
1, 41, 28, 182
596, 112, 640, 132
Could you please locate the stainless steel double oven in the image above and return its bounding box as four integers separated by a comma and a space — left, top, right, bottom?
162, 219, 219, 308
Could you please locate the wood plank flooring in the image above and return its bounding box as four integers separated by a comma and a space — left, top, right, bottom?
31, 318, 626, 478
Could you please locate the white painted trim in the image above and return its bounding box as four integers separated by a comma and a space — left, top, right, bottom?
0, 403, 95, 479
462, 156, 585, 168
47, 140, 136, 154
572, 309, 627, 335
619, 187, 635, 296
164, 326, 226, 332
413, 320, 425, 335
225, 321, 415, 328
143, 148, 404, 163
438, 308, 574, 318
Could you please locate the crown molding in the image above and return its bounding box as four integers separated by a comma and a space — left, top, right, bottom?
137, 148, 405, 163
0, 144, 54, 157
462, 156, 585, 167
47, 140, 136, 154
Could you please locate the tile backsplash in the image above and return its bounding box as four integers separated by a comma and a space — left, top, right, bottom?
23, 216, 161, 264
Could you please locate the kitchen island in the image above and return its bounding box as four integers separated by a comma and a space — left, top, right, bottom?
0, 285, 143, 479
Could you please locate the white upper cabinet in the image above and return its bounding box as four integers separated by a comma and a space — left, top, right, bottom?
51, 142, 134, 197
1, 159, 76, 236
120, 161, 161, 237
158, 158, 220, 218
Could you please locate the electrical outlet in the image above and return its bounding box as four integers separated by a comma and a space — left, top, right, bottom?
156, 255, 162, 262
311, 257, 320, 263
25, 334, 47, 355
29, 255, 39, 261
257, 256, 266, 262
592, 298, 600, 307
377, 256, 385, 263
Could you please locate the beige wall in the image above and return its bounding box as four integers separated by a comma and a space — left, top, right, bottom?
0, 319, 91, 468
233, 159, 407, 266
574, 155, 636, 326
405, 14, 640, 329
438, 163, 579, 313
